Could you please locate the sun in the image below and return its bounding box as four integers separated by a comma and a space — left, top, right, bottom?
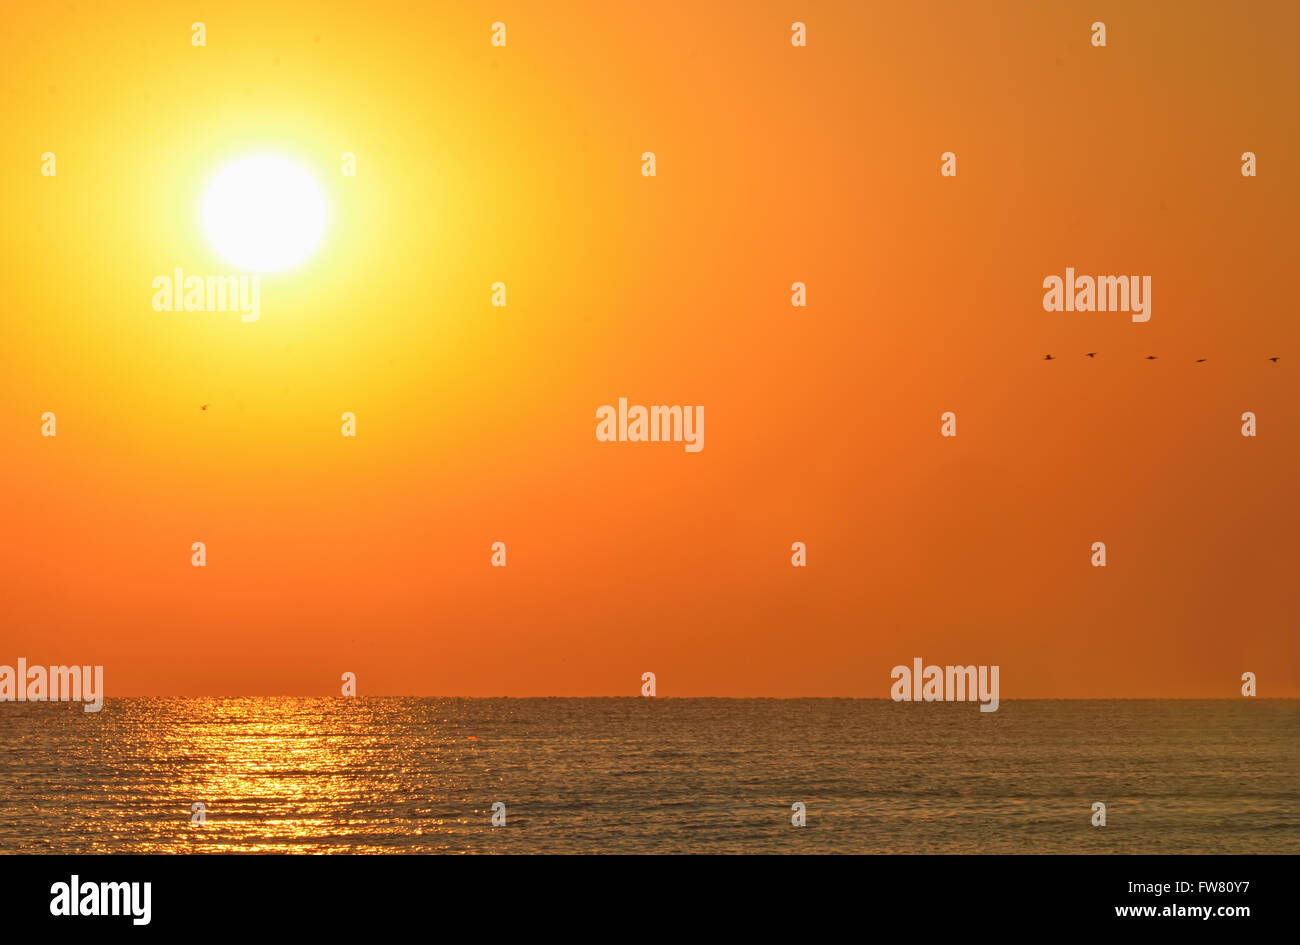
202, 155, 326, 272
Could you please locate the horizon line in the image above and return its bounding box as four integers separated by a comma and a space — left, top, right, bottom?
12, 695, 1296, 702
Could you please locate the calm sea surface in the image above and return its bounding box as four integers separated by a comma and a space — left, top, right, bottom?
0, 698, 1295, 854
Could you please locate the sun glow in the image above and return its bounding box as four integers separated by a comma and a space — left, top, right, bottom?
202, 155, 326, 272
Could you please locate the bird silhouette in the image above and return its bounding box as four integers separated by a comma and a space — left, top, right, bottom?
1145, 355, 1157, 360
1269, 357, 1280, 362
1195, 359, 1207, 363
1043, 354, 1055, 360
1085, 352, 1097, 358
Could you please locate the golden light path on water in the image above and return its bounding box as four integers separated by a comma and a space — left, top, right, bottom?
0, 698, 1297, 853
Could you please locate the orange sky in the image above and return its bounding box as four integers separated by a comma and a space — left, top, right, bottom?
1, 1, 1297, 697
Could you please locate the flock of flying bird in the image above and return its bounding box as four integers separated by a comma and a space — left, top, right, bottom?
197, 356, 1282, 411
1044, 353, 1281, 362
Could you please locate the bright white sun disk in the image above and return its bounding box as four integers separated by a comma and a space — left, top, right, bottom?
203, 155, 326, 272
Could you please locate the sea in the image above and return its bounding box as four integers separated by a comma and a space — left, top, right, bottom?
1, 698, 1295, 854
